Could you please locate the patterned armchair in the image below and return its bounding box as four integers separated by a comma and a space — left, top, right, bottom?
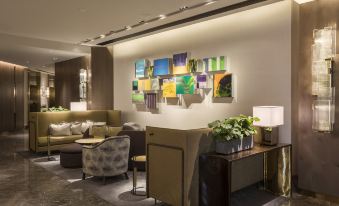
82, 136, 130, 184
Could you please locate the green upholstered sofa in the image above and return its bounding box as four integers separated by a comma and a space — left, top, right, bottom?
29, 110, 121, 152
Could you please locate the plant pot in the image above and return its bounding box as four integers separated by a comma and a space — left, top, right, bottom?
215, 136, 254, 155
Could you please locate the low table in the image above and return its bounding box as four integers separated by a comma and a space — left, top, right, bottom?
75, 138, 104, 145
131, 155, 146, 196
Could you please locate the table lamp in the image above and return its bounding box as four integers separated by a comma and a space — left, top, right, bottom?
253, 106, 284, 145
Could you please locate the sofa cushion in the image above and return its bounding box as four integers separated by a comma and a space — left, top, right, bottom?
38, 135, 83, 147
122, 122, 142, 131
49, 123, 71, 136
71, 122, 82, 135
92, 125, 107, 139
107, 126, 123, 137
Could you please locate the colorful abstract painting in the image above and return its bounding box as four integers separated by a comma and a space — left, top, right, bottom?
196, 59, 204, 73
135, 59, 149, 78
132, 80, 138, 91
132, 92, 145, 104
173, 53, 188, 74
154, 58, 171, 76
213, 73, 232, 97
176, 76, 195, 95
144, 79, 151, 91
204, 56, 226, 72
196, 75, 208, 89
146, 93, 157, 109
151, 78, 160, 90
162, 79, 176, 98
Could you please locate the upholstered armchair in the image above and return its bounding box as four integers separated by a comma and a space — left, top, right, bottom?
82, 136, 130, 184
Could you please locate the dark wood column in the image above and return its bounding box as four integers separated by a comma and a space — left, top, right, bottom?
88, 46, 113, 110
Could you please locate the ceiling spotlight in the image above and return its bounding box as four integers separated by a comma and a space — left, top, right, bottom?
138, 20, 145, 24
100, 34, 106, 38
52, 57, 58, 61
205, 0, 216, 5
126, 26, 132, 30
179, 6, 189, 11
159, 14, 166, 20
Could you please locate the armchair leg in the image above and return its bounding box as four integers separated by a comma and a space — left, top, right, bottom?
103, 176, 106, 185
82, 172, 86, 180
124, 172, 129, 180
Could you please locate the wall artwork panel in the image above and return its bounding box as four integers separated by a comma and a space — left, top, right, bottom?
162, 79, 176, 98
151, 78, 160, 90
206, 56, 226, 72
197, 75, 208, 89
132, 80, 138, 91
146, 93, 157, 109
132, 92, 145, 104
135, 59, 149, 78
173, 53, 188, 74
144, 79, 152, 91
213, 73, 232, 97
176, 76, 195, 95
154, 58, 171, 76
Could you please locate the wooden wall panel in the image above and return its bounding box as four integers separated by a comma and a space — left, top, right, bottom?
0, 61, 25, 132
55, 56, 90, 109
88, 46, 113, 110
297, 0, 339, 197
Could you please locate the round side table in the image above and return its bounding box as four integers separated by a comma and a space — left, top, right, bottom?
75, 138, 104, 145
131, 155, 146, 196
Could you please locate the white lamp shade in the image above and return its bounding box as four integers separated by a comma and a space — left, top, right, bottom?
253, 106, 284, 127
70, 102, 87, 111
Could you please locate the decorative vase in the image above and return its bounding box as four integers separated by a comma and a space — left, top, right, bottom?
215, 136, 254, 155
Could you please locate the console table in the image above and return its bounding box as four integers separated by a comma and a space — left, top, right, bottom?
199, 143, 292, 206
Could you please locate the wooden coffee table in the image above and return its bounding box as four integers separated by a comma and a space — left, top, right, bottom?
75, 138, 104, 145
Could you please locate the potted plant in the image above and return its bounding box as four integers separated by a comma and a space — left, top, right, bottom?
208, 115, 259, 155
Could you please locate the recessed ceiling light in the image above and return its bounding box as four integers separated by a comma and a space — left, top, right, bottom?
294, 0, 314, 4
205, 0, 216, 5
126, 26, 132, 30
159, 14, 166, 20
100, 34, 106, 38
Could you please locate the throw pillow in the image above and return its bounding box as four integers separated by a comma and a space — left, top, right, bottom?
49, 123, 71, 136
91, 125, 107, 139
122, 122, 142, 131
106, 126, 123, 137
71, 122, 82, 135
81, 120, 93, 134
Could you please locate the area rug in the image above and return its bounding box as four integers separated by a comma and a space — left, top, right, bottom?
18, 152, 163, 206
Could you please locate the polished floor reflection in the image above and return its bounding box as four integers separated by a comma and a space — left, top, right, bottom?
0, 131, 338, 206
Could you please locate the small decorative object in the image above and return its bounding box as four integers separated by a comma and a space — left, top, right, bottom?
154, 58, 172, 76
176, 76, 195, 95
47, 106, 69, 112
146, 93, 157, 109
173, 52, 189, 74
132, 92, 145, 104
311, 26, 336, 132
135, 59, 150, 78
147, 65, 154, 78
162, 78, 176, 98
132, 80, 138, 91
253, 106, 284, 145
208, 115, 259, 155
196, 75, 208, 89
70, 102, 87, 111
188, 59, 197, 73
213, 73, 232, 97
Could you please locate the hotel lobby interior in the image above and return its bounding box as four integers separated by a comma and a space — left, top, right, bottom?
0, 0, 339, 205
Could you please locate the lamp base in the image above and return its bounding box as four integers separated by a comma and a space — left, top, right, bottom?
261, 127, 279, 146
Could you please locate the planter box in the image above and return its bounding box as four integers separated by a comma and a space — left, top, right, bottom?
215, 136, 253, 155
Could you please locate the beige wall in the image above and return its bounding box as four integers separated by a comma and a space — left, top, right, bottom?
113, 0, 292, 143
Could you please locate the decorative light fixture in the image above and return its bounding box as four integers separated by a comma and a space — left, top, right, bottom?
312, 26, 336, 132
294, 0, 315, 4
253, 106, 284, 145
79, 68, 88, 101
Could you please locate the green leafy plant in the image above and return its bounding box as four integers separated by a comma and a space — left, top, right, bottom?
208, 115, 260, 141
47, 106, 69, 112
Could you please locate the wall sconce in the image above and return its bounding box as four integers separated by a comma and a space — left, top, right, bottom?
40, 86, 50, 98
312, 26, 336, 132
79, 68, 88, 101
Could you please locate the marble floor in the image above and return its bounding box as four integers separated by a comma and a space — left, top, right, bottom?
0, 131, 338, 206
